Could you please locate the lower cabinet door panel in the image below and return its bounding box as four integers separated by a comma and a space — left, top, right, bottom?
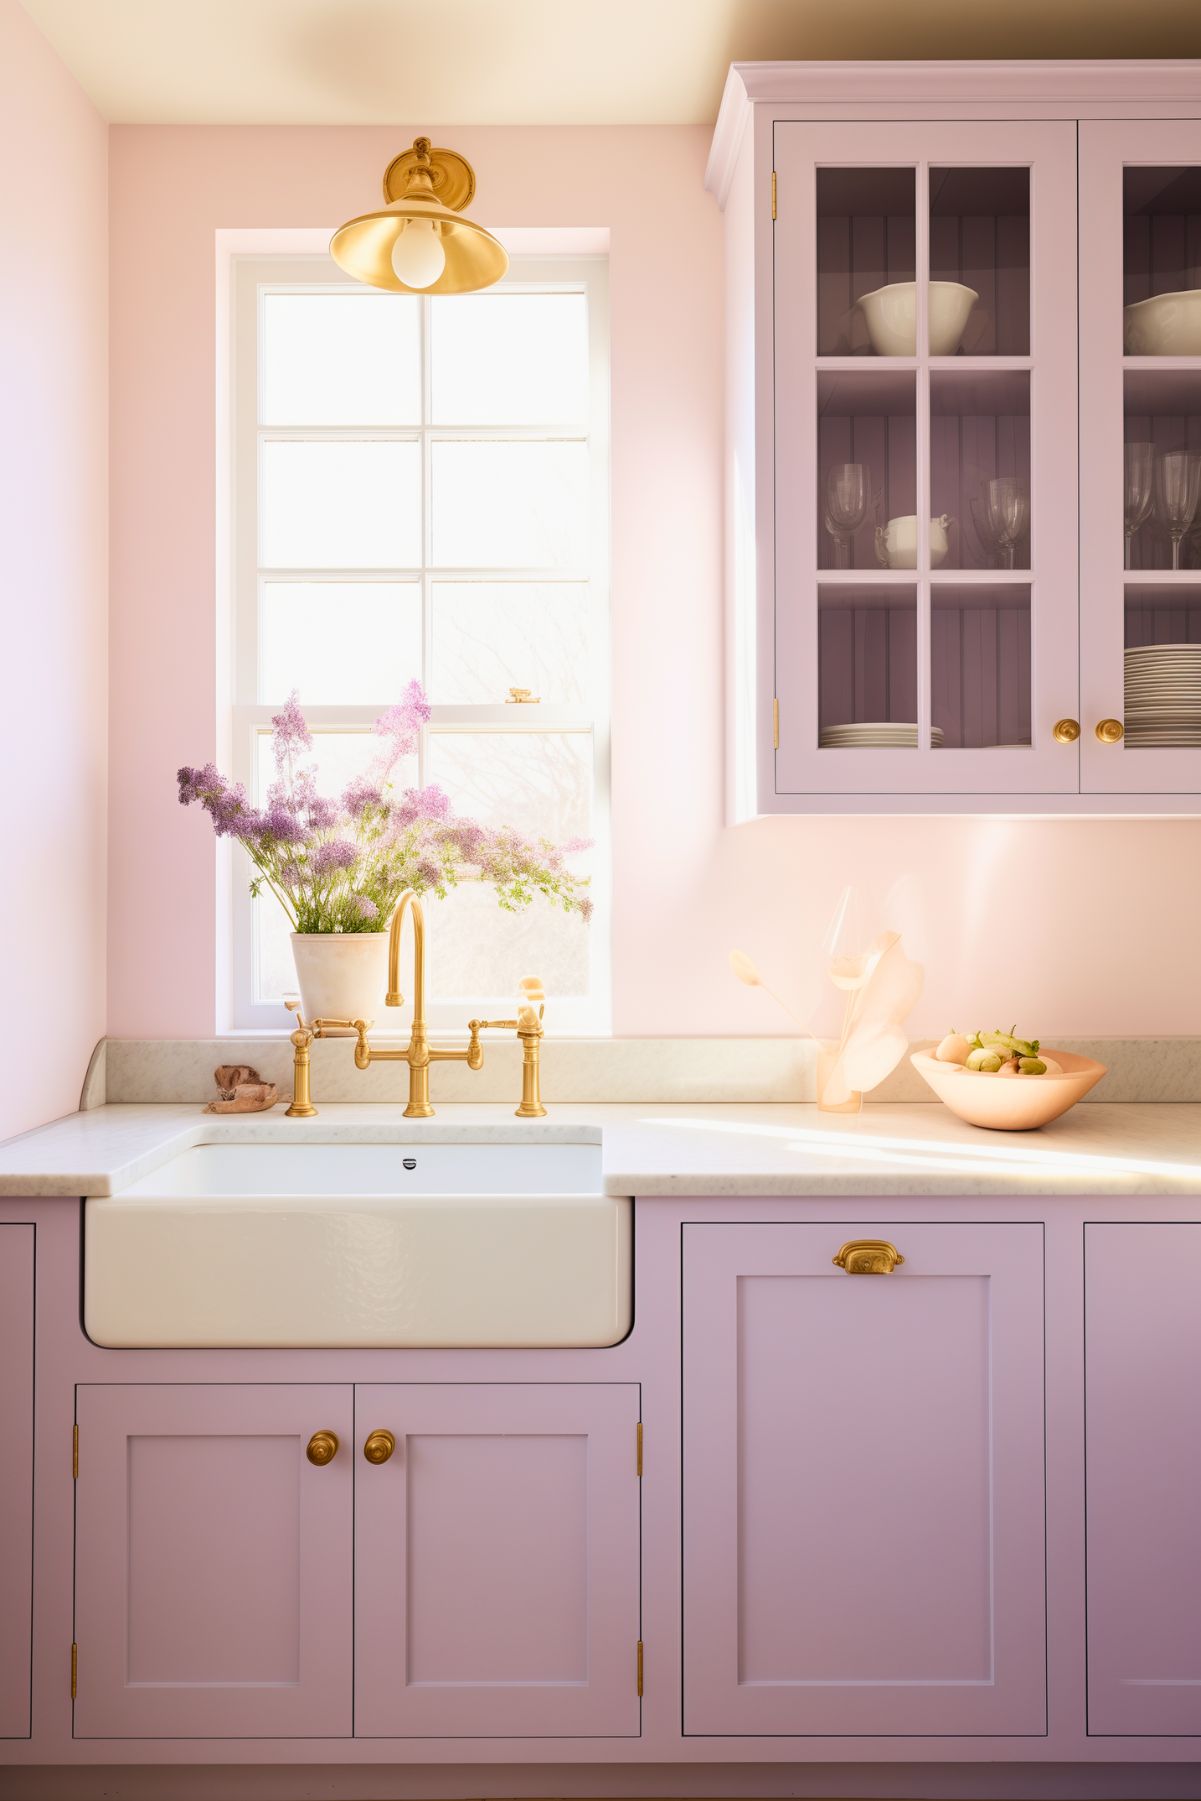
73, 1385, 353, 1738
354, 1384, 641, 1737
1087, 1223, 1201, 1735
0, 1225, 34, 1739
682, 1222, 1046, 1737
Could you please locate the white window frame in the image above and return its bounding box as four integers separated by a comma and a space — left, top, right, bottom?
225, 252, 611, 1034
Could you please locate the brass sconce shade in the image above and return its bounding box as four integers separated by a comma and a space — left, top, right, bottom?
330, 137, 508, 295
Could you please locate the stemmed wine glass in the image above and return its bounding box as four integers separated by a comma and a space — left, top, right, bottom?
969, 495, 1002, 567
1123, 441, 1155, 569
1153, 450, 1201, 572
981, 476, 1029, 571
824, 464, 870, 569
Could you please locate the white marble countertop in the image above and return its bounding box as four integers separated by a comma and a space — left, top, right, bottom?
0, 1100, 1198, 1197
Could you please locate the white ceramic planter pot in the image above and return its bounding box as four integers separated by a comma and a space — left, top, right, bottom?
290, 932, 389, 1026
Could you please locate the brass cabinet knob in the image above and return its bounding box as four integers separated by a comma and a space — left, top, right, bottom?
1095, 717, 1125, 744
1052, 718, 1081, 744
305, 1430, 339, 1466
363, 1429, 396, 1465
833, 1239, 905, 1276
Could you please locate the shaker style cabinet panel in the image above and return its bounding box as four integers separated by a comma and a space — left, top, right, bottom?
1086, 1224, 1201, 1734
0, 1226, 34, 1739
73, 1385, 354, 1739
774, 121, 1079, 799
1079, 122, 1201, 796
682, 1222, 1046, 1736
354, 1384, 641, 1738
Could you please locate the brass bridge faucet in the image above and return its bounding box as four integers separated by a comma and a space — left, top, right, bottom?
285, 895, 548, 1120
350, 890, 483, 1119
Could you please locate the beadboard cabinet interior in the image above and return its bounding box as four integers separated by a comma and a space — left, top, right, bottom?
681, 1222, 1047, 1737
708, 65, 1201, 815
0, 1226, 33, 1740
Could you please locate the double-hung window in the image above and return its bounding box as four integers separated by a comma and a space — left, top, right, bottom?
228, 254, 609, 1031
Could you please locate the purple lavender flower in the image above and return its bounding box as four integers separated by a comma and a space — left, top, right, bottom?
310, 839, 358, 875
270, 691, 312, 771
350, 895, 379, 922
343, 776, 382, 818
372, 681, 432, 778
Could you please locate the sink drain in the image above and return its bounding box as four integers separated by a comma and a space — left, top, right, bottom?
402, 1156, 417, 1171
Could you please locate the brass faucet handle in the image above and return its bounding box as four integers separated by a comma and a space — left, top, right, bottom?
284, 996, 311, 1038
471, 1017, 519, 1033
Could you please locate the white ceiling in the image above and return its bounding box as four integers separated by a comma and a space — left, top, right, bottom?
20, 0, 1201, 126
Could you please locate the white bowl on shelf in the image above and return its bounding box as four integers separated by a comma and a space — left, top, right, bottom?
877, 514, 952, 569
856, 281, 978, 356
1123, 289, 1201, 356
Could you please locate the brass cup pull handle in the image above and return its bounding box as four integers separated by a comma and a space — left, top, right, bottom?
305, 1430, 339, 1466
1095, 717, 1125, 744
833, 1239, 905, 1276
363, 1429, 396, 1465
1052, 718, 1081, 744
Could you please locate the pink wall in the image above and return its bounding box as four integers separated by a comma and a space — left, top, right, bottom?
0, 0, 107, 1137
107, 122, 1200, 1041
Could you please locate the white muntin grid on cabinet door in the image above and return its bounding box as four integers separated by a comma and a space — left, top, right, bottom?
228, 253, 611, 1033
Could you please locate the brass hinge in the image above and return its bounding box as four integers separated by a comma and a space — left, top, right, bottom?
636, 1639, 644, 1698
72, 1423, 78, 1479
772, 696, 780, 750
635, 1421, 643, 1477
70, 1642, 77, 1700
771, 170, 778, 220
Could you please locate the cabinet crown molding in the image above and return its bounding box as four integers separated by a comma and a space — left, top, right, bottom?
705, 60, 1201, 204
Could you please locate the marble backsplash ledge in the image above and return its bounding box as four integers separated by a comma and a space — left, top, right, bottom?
84, 1036, 1201, 1110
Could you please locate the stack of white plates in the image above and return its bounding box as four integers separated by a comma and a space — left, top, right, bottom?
1124, 644, 1201, 746
819, 722, 946, 749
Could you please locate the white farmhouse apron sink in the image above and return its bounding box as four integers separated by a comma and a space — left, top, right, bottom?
84, 1142, 630, 1348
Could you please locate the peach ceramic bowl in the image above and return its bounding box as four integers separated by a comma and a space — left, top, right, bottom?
909, 1048, 1107, 1131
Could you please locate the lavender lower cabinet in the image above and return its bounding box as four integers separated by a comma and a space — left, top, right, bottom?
0, 1226, 34, 1739
1086, 1224, 1201, 1735
354, 1384, 641, 1738
72, 1385, 354, 1738
682, 1222, 1046, 1737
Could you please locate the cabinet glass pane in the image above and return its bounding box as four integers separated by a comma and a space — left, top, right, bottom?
931, 371, 1030, 570
1124, 587, 1201, 748
929, 168, 1030, 356
932, 585, 1032, 749
818, 584, 918, 746
1123, 167, 1201, 354
818, 371, 915, 571
1123, 370, 1201, 571
816, 168, 915, 357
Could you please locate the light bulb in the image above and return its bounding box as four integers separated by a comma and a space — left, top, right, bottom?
390, 219, 446, 289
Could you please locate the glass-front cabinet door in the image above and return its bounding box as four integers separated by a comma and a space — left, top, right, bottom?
773, 122, 1078, 797
1080, 121, 1201, 796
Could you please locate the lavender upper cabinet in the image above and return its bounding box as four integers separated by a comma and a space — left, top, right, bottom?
682, 1222, 1046, 1736
354, 1384, 641, 1738
1080, 123, 1201, 796
708, 64, 1201, 815
1086, 1224, 1201, 1734
0, 1226, 34, 1739
73, 1385, 353, 1739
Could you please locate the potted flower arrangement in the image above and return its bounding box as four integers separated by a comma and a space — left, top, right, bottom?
178, 683, 590, 1022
